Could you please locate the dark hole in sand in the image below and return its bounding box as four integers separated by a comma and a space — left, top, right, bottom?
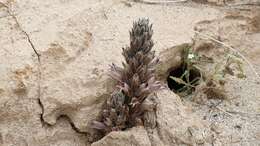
167, 65, 201, 94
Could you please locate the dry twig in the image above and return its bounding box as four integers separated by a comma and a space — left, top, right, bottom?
227, 2, 260, 6
131, 0, 189, 5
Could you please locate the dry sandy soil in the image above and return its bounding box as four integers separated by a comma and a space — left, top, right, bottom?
0, 0, 260, 146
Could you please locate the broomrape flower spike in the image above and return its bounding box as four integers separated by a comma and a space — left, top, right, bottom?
91, 18, 160, 138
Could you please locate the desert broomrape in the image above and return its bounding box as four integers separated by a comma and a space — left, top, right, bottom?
91, 18, 160, 137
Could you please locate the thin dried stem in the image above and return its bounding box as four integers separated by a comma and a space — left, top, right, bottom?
132, 0, 189, 5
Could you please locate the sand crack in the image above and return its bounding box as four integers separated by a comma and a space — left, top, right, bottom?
0, 2, 89, 138
0, 2, 40, 61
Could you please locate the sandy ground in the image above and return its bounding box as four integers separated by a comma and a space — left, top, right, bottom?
0, 0, 259, 145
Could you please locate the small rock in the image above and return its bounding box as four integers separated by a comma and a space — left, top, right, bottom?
91, 126, 151, 146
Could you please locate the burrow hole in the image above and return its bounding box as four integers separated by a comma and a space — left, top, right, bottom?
167, 65, 201, 94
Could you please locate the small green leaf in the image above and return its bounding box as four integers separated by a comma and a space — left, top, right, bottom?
237, 73, 246, 79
